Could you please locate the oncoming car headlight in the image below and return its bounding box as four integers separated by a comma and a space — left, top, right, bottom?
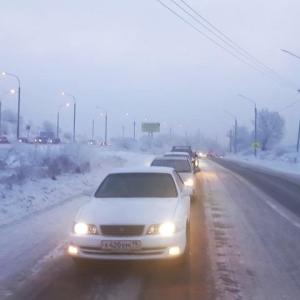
73, 223, 98, 235
184, 178, 194, 187
147, 222, 178, 236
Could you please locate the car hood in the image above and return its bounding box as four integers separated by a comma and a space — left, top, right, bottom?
75, 197, 179, 224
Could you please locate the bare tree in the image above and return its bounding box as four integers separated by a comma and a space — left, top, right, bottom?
42, 121, 55, 132
257, 109, 285, 150
236, 125, 251, 151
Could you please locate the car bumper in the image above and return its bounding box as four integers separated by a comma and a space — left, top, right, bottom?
68, 230, 186, 261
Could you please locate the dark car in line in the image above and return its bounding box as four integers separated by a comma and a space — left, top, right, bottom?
34, 137, 48, 144
0, 136, 10, 144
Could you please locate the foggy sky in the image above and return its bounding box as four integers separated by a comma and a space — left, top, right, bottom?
1, 0, 299, 145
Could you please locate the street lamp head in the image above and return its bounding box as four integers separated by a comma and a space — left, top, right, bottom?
2, 72, 6, 76
66, 102, 70, 107
10, 89, 15, 94
61, 92, 65, 96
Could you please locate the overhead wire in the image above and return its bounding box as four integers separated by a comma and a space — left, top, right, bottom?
155, 0, 299, 90
155, 0, 277, 82
279, 99, 300, 112
179, 0, 298, 88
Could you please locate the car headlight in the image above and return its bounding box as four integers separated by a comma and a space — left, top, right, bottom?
73, 223, 98, 235
184, 178, 194, 187
147, 222, 178, 236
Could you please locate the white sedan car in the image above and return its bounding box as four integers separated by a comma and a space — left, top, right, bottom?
68, 167, 192, 266
150, 156, 199, 199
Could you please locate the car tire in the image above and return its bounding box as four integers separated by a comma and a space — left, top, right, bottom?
174, 222, 190, 268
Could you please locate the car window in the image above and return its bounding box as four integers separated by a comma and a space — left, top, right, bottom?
151, 159, 192, 173
173, 171, 184, 191
94, 173, 178, 198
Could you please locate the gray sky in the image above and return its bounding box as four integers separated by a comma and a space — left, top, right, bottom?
1, 0, 300, 145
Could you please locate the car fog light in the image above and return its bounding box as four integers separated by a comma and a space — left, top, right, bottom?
68, 245, 78, 255
169, 246, 180, 256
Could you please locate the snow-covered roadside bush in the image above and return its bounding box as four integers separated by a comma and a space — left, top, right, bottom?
0, 143, 125, 188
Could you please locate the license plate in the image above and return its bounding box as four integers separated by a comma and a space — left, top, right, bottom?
101, 240, 141, 251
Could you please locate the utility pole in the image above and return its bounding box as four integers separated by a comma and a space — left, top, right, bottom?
297, 120, 300, 152
281, 49, 300, 152
238, 94, 257, 157
225, 110, 237, 154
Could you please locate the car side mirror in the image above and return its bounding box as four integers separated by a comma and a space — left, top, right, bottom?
83, 189, 94, 197
182, 186, 193, 197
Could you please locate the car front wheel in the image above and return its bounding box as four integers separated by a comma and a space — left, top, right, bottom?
174, 222, 190, 268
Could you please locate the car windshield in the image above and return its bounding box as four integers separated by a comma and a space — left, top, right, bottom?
94, 173, 178, 198
151, 159, 192, 173
172, 149, 192, 156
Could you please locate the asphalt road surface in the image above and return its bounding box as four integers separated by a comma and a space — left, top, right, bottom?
2, 158, 300, 300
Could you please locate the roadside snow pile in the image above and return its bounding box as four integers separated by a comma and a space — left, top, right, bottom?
226, 145, 300, 175
0, 144, 126, 186
0, 143, 157, 227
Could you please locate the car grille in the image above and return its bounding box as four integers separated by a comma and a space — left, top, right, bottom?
81, 246, 166, 256
100, 225, 145, 236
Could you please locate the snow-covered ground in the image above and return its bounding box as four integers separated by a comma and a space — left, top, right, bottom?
0, 144, 156, 298
1, 142, 300, 228
224, 147, 300, 181
1, 140, 300, 298
0, 146, 154, 228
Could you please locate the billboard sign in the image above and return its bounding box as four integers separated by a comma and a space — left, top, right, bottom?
141, 122, 160, 133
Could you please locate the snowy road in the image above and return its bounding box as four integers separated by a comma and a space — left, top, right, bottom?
205, 158, 300, 300
1, 156, 300, 299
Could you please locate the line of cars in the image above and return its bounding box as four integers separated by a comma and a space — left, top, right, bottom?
0, 136, 61, 144
68, 146, 200, 268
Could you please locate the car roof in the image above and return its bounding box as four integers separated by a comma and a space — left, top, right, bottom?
164, 151, 190, 156
172, 146, 191, 148
110, 166, 175, 174
153, 156, 190, 161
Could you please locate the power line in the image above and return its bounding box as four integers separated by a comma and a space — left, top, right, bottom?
155, 0, 279, 82
156, 0, 298, 89
179, 0, 298, 88
279, 99, 300, 112
281, 49, 300, 60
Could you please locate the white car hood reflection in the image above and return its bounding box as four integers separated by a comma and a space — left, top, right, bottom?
76, 197, 179, 224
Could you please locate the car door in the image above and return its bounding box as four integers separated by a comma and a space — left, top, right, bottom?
172, 171, 190, 222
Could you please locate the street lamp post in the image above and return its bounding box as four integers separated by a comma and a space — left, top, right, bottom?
62, 92, 76, 142
0, 89, 15, 136
225, 111, 237, 154
92, 119, 95, 140
163, 121, 172, 137
2, 72, 21, 138
96, 106, 107, 145
57, 103, 70, 139
229, 129, 232, 153
281, 49, 300, 60
281, 49, 300, 152
296, 118, 300, 151
126, 113, 136, 139
238, 94, 257, 157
